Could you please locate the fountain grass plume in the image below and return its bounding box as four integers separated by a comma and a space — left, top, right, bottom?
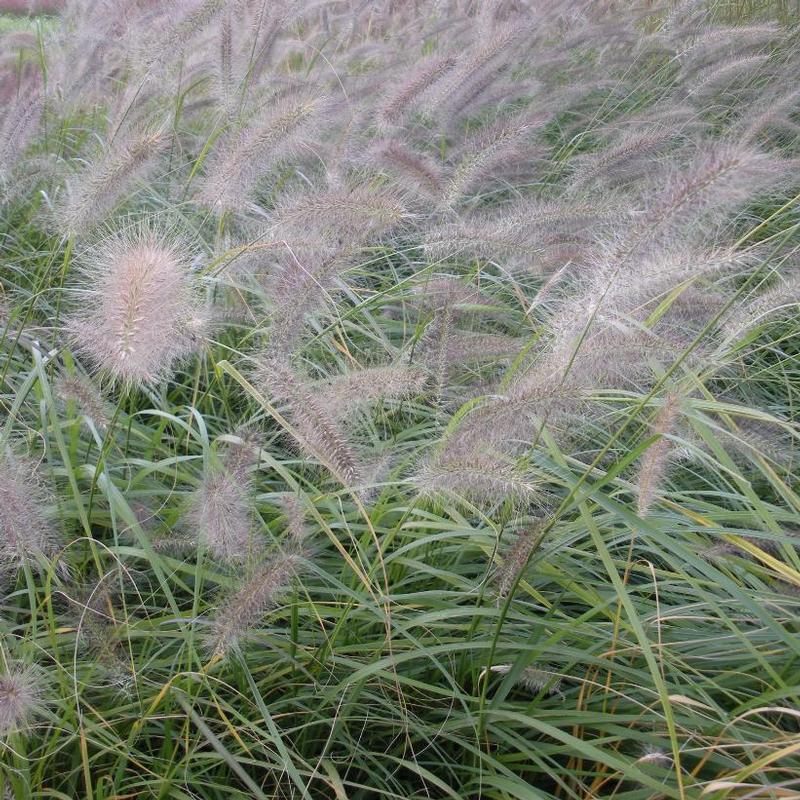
67, 223, 207, 386
188, 437, 264, 564
208, 546, 307, 657
0, 451, 58, 570
315, 364, 429, 421
636, 394, 681, 517
54, 126, 170, 236
195, 90, 330, 213
0, 662, 47, 736
255, 354, 361, 486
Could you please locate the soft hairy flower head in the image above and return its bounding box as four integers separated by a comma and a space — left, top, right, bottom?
188, 458, 262, 565
54, 127, 170, 236
494, 522, 545, 598
315, 365, 428, 421
415, 444, 539, 510
55, 373, 111, 431
486, 663, 563, 697
208, 547, 306, 656
636, 394, 681, 516
0, 81, 43, 188
195, 91, 329, 213
636, 142, 789, 245
0, 453, 58, 568
255, 355, 361, 486
267, 183, 410, 249
0, 662, 46, 735
69, 227, 206, 386
279, 493, 310, 544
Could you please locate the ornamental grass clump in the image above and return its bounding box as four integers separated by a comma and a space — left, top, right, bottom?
0, 1, 798, 796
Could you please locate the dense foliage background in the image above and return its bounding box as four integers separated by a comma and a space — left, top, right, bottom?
1, 1, 800, 797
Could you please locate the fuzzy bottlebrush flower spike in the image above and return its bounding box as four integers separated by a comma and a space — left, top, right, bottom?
444, 113, 546, 206
255, 355, 361, 486
0, 453, 58, 570
424, 23, 529, 124
266, 183, 411, 251
424, 200, 619, 269
314, 365, 429, 421
494, 522, 545, 598
441, 333, 525, 365
0, 662, 46, 736
195, 91, 329, 213
54, 127, 170, 236
407, 277, 493, 314
544, 246, 748, 356
0, 83, 42, 191
487, 664, 563, 697
138, 0, 230, 69
632, 142, 790, 249
66, 577, 131, 676
377, 54, 457, 130
723, 271, 800, 339
686, 54, 771, 101
675, 23, 781, 71
278, 493, 311, 544
55, 373, 112, 432
636, 395, 681, 517
67, 226, 206, 386
188, 437, 264, 564
415, 444, 539, 510
252, 183, 408, 350
417, 303, 456, 404
442, 385, 583, 457
262, 250, 340, 356
369, 140, 445, 202
207, 546, 307, 657
568, 127, 687, 191
189, 465, 260, 563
